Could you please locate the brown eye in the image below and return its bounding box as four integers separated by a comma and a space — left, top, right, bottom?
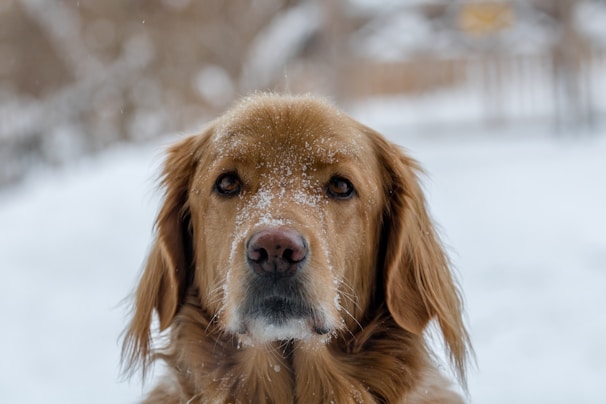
215, 172, 241, 196
327, 176, 355, 199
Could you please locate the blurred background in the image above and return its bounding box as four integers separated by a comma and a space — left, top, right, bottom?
2, 0, 606, 184
1, 0, 605, 403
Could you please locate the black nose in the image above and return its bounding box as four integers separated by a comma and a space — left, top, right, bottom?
246, 228, 307, 277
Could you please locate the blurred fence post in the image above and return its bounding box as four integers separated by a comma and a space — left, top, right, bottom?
550, 0, 594, 130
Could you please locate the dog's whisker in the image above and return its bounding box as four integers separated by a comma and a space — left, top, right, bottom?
337, 282, 360, 307
205, 310, 221, 334
185, 391, 204, 404
339, 305, 363, 335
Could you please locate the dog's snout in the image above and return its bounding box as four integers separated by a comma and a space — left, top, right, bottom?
247, 228, 307, 277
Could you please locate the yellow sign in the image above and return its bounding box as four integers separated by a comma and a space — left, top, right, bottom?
458, 2, 515, 36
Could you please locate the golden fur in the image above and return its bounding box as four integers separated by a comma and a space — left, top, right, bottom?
122, 94, 472, 403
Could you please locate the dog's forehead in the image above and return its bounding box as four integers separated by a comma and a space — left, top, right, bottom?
215, 130, 361, 165
212, 106, 364, 166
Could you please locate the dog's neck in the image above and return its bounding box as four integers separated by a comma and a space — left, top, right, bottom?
150, 295, 427, 403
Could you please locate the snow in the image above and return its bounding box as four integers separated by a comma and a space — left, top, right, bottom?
194, 65, 235, 108
350, 2, 559, 60
0, 142, 163, 404
240, 318, 314, 346
1, 120, 606, 403
576, 1, 606, 46
240, 1, 323, 91
386, 128, 606, 403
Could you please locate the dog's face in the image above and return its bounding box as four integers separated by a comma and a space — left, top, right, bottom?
124, 95, 468, 383
188, 99, 385, 343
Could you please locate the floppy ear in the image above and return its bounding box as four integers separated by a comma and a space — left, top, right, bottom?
122, 135, 202, 376
370, 130, 471, 383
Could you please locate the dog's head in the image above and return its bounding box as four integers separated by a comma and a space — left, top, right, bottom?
123, 94, 469, 380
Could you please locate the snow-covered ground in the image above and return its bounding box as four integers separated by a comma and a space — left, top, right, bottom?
1, 119, 605, 403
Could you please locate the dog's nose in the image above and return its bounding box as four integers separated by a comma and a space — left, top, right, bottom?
247, 228, 307, 277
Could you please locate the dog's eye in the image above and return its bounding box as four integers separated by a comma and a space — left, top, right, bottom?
215, 172, 241, 196
327, 176, 355, 200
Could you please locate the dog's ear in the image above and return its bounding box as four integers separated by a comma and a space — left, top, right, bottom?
122, 133, 206, 376
368, 128, 471, 384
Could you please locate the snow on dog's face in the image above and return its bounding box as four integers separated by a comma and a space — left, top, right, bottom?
181, 95, 386, 344
124, 94, 471, 389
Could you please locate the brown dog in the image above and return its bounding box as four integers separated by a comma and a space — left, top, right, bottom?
122, 94, 471, 403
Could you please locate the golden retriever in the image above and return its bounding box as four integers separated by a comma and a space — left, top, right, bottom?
122, 94, 472, 403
